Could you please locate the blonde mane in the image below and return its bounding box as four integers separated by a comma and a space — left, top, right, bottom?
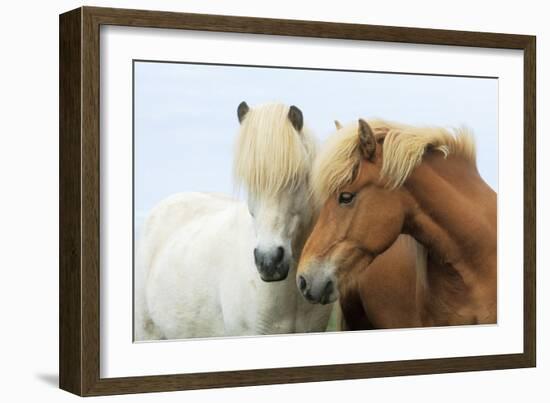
234, 103, 317, 197
312, 119, 476, 202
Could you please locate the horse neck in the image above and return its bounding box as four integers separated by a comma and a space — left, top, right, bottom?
402, 153, 497, 324
403, 152, 497, 281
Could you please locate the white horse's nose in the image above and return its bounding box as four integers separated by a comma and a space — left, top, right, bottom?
253, 246, 289, 282
273, 246, 284, 264
254, 246, 284, 266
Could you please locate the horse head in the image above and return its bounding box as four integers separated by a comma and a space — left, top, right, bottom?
234, 101, 317, 282
297, 119, 407, 303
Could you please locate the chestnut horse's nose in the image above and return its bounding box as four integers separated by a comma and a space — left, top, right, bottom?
297, 271, 336, 305
298, 275, 307, 292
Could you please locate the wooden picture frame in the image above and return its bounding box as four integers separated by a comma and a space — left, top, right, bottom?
59, 6, 536, 396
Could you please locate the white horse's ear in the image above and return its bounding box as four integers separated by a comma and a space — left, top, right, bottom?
237, 101, 249, 123
358, 119, 376, 161
334, 120, 343, 130
288, 105, 303, 132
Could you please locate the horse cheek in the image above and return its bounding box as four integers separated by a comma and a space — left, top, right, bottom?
362, 199, 404, 255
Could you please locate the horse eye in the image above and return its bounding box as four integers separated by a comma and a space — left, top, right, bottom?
338, 192, 356, 205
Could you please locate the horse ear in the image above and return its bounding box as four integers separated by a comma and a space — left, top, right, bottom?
358, 119, 376, 161
288, 105, 304, 132
237, 101, 249, 123
334, 120, 343, 130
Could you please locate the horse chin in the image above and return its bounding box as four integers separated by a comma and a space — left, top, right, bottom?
319, 288, 338, 305
258, 264, 290, 282
302, 288, 337, 305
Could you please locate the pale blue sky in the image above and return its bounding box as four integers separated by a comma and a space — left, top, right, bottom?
134, 61, 498, 231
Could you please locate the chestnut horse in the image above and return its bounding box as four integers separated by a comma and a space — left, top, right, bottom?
331, 121, 419, 330
298, 119, 497, 328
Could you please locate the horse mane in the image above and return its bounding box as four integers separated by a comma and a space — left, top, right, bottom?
234, 103, 317, 197
312, 119, 476, 203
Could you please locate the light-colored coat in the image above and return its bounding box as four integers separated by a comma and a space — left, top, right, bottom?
135, 102, 333, 340
135, 192, 330, 340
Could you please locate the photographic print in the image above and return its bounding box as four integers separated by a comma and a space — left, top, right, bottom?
60, 7, 535, 395
133, 61, 497, 341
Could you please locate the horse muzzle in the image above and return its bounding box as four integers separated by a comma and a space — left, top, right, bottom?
254, 246, 290, 282
297, 268, 338, 305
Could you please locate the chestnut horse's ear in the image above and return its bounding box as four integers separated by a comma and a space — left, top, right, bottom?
334, 120, 343, 130
288, 105, 304, 132
237, 101, 249, 123
358, 119, 376, 161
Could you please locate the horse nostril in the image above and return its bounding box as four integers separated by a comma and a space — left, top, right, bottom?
274, 246, 284, 264
324, 280, 334, 296
253, 248, 260, 265
298, 275, 307, 292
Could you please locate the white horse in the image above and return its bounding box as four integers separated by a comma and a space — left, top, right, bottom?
135, 102, 332, 340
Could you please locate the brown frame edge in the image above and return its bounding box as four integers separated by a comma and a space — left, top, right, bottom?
59, 6, 536, 396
